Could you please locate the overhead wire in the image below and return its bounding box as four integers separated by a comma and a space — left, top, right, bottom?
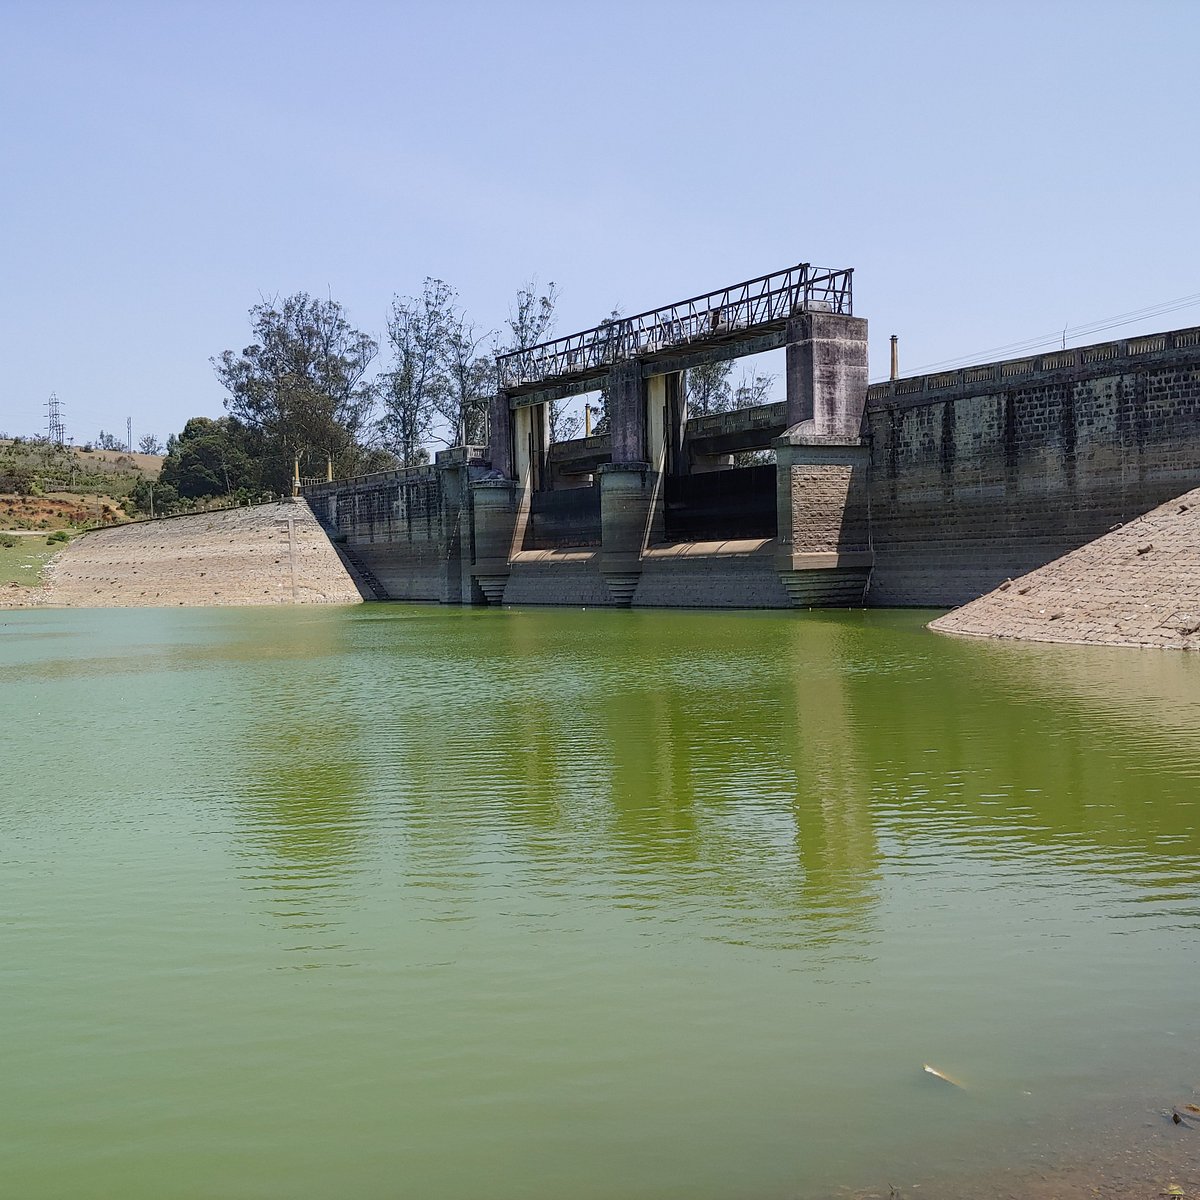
872, 291, 1200, 383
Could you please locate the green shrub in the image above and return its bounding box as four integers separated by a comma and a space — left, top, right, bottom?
0, 535, 16, 549
46, 530, 71, 545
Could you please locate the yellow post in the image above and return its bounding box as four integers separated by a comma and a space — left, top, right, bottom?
585, 404, 592, 437
326, 453, 333, 483
292, 455, 300, 497
890, 334, 899, 381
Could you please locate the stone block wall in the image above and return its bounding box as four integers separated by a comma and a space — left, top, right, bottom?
788, 457, 870, 553
866, 329, 1200, 606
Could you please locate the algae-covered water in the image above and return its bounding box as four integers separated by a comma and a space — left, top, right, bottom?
2, 604, 1198, 1198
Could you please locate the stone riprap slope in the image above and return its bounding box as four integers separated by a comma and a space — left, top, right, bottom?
8, 501, 363, 609
930, 486, 1200, 650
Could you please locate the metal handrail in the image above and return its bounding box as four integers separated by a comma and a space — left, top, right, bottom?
496, 262, 852, 392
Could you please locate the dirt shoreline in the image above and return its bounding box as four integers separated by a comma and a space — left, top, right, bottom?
844, 1092, 1200, 1200
0, 500, 363, 609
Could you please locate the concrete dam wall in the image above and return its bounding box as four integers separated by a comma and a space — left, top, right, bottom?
305, 450, 478, 604
865, 328, 1200, 606
303, 318, 1200, 612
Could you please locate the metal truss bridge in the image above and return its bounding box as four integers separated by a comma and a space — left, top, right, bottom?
497, 262, 853, 404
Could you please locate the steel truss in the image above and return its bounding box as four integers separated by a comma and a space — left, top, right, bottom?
497, 262, 852, 395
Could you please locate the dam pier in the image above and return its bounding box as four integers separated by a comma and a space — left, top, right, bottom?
304, 261, 1200, 613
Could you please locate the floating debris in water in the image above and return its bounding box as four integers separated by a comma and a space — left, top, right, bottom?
922, 1064, 965, 1089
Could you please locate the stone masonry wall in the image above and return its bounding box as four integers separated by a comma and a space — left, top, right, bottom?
790, 459, 870, 553
306, 465, 463, 602
866, 328, 1200, 606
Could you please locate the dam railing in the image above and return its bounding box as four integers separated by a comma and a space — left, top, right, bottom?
868, 323, 1200, 408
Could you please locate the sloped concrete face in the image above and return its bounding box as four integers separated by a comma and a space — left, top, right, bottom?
930, 485, 1200, 650
24, 501, 362, 609
633, 540, 793, 608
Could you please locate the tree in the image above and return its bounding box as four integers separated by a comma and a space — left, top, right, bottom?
684, 361, 733, 416
732, 369, 776, 409
128, 478, 180, 517
499, 280, 584, 443
213, 293, 378, 490
97, 430, 123, 451
549, 396, 584, 444
138, 434, 164, 455
584, 308, 624, 438
436, 301, 494, 448
158, 416, 260, 499
379, 279, 453, 465
504, 279, 558, 357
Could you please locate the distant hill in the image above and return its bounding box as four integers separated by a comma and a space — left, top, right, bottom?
0, 438, 164, 530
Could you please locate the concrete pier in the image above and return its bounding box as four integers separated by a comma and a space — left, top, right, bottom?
777, 313, 873, 605
598, 462, 656, 605
470, 478, 520, 605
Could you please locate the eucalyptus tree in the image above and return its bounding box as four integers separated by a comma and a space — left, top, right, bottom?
504, 279, 558, 357
684, 360, 734, 416
732, 369, 776, 409
500, 280, 583, 443
436, 307, 494, 448
212, 292, 377, 488
379, 279, 453, 465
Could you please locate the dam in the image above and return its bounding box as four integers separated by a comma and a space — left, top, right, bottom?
302, 262, 1200, 611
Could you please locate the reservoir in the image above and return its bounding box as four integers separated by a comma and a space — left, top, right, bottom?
2, 604, 1198, 1198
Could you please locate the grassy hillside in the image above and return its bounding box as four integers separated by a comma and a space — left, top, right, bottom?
0, 439, 163, 530
0, 536, 60, 587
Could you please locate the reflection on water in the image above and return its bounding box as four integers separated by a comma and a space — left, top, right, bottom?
1, 604, 1198, 1200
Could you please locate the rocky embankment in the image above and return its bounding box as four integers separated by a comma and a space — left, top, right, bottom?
1, 500, 363, 609
931, 485, 1200, 650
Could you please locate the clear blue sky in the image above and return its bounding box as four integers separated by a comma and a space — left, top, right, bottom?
2, 0, 1197, 446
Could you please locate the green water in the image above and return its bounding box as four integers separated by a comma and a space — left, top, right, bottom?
2, 604, 1198, 1198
